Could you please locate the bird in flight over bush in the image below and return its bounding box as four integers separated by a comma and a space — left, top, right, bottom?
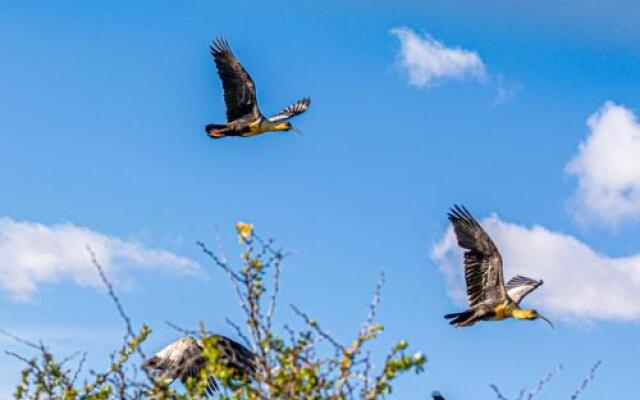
143, 335, 256, 394
205, 38, 311, 139
444, 205, 553, 328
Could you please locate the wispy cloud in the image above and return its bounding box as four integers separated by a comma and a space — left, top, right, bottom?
432, 214, 640, 321
491, 75, 522, 107
390, 27, 487, 88
566, 102, 640, 227
0, 218, 200, 301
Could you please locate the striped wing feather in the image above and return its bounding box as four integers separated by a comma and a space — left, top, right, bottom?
268, 98, 311, 122
448, 205, 506, 306
506, 275, 543, 304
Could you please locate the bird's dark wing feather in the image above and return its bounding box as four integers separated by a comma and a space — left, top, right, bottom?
210, 38, 259, 122
143, 336, 217, 393
506, 275, 543, 305
448, 205, 506, 306
268, 98, 311, 122
211, 335, 257, 378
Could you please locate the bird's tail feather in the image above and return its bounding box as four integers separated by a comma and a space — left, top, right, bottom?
444, 310, 475, 326
205, 124, 230, 139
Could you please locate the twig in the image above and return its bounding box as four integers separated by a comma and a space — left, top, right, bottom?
197, 240, 244, 283
225, 318, 252, 348
363, 273, 385, 333
165, 321, 199, 337
490, 384, 510, 400
59, 350, 82, 367
0, 328, 40, 351
265, 248, 284, 332
71, 352, 87, 385
526, 363, 562, 399
290, 304, 345, 352
570, 361, 602, 399
86, 245, 152, 387
4, 350, 34, 366
86, 246, 135, 340
198, 240, 252, 324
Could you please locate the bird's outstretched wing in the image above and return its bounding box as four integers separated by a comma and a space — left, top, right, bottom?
143, 335, 255, 395
506, 275, 543, 305
268, 98, 311, 122
448, 205, 506, 306
210, 38, 259, 122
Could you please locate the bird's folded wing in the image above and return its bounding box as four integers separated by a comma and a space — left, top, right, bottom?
506, 275, 543, 304
268, 98, 311, 122
448, 205, 506, 306
210, 38, 259, 122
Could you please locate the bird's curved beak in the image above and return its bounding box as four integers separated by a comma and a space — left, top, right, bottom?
538, 314, 554, 329
291, 126, 303, 137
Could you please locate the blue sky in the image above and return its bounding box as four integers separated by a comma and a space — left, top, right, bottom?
1, 1, 640, 398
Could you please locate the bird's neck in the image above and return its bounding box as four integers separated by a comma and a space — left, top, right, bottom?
511, 308, 535, 320
261, 119, 289, 131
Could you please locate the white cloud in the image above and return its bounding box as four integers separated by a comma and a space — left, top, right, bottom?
0, 218, 199, 301
566, 102, 640, 226
390, 27, 487, 88
432, 214, 640, 321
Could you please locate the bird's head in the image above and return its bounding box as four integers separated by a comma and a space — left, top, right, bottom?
514, 308, 554, 328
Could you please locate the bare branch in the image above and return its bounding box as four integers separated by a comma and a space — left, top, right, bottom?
225, 318, 252, 348
197, 240, 244, 283
525, 363, 562, 399
362, 273, 385, 333
490, 384, 510, 400
71, 352, 87, 385
291, 304, 345, 352
571, 361, 602, 400
165, 320, 199, 337
0, 328, 40, 351
86, 246, 135, 340
265, 248, 284, 332
5, 350, 34, 366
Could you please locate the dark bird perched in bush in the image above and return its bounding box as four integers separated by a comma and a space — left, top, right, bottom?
444, 205, 553, 328
205, 38, 311, 139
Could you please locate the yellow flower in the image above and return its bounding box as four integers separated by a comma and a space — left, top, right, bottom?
236, 221, 254, 242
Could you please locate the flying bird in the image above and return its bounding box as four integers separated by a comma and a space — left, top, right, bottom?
205, 38, 311, 139
143, 335, 256, 394
444, 205, 553, 328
